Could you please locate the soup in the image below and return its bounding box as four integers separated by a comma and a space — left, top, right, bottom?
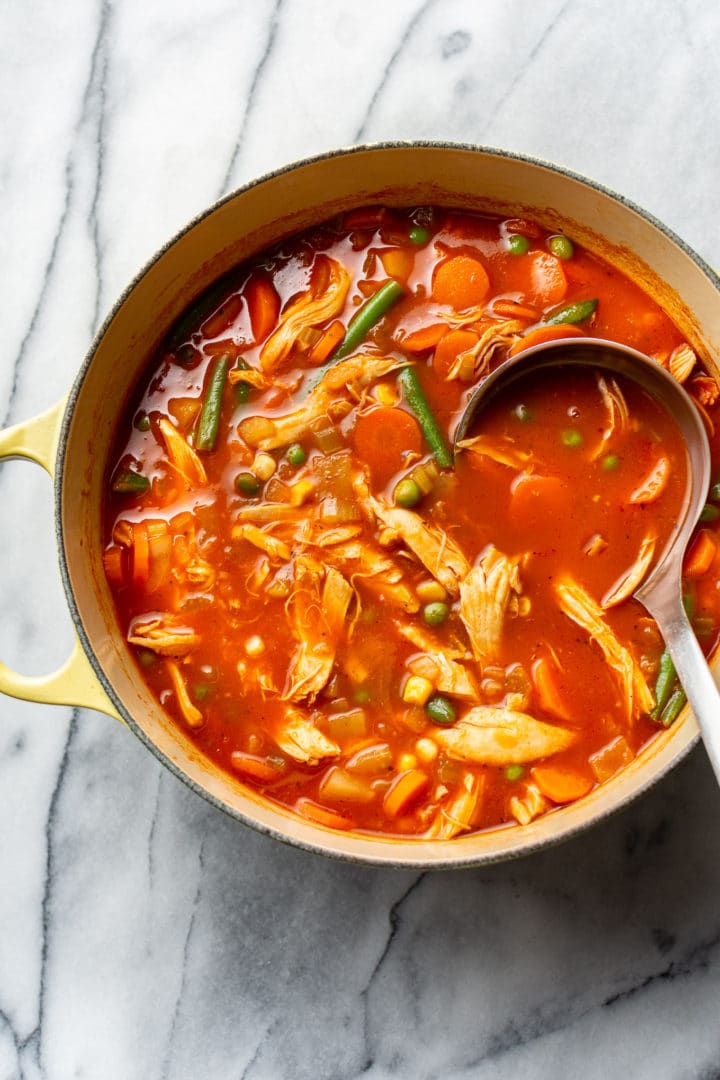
102, 206, 720, 838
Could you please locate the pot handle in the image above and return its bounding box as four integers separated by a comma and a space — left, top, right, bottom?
0, 400, 122, 720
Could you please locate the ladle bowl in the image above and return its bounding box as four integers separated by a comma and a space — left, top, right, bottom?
455, 336, 720, 784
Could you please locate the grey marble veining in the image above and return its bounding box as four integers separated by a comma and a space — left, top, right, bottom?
2, 2, 720, 1078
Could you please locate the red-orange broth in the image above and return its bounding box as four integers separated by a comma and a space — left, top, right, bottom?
103, 206, 720, 838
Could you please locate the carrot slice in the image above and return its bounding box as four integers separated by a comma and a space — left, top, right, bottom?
432, 254, 490, 309
307, 320, 345, 365
383, 769, 430, 817
352, 406, 423, 488
296, 798, 355, 831
131, 521, 150, 588
684, 529, 717, 578
231, 752, 284, 783
527, 251, 568, 306
102, 546, 124, 586
432, 328, 480, 380
490, 298, 540, 321
532, 655, 572, 721
510, 473, 568, 523
508, 323, 584, 356
400, 323, 448, 353
532, 763, 594, 804
201, 293, 243, 339
245, 275, 280, 344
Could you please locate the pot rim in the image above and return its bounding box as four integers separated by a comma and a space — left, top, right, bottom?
53, 140, 719, 868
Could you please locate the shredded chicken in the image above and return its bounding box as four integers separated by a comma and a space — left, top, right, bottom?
446, 320, 524, 381
284, 558, 353, 702
434, 705, 576, 765
555, 577, 654, 718
319, 537, 419, 614
260, 257, 350, 374
459, 546, 523, 663
601, 535, 656, 608
274, 708, 341, 765
668, 343, 697, 383
231, 522, 292, 561
591, 374, 629, 461
628, 456, 670, 504
425, 771, 485, 839
455, 434, 531, 470
127, 613, 200, 656
166, 660, 203, 727
366, 498, 470, 597
156, 417, 207, 487
509, 782, 551, 826
243, 355, 406, 450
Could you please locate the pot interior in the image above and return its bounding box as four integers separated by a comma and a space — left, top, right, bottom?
58, 144, 720, 866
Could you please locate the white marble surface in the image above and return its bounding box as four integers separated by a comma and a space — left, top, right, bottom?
2, 2, 720, 1077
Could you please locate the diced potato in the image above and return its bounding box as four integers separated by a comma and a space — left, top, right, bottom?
319, 767, 376, 804
589, 735, 633, 783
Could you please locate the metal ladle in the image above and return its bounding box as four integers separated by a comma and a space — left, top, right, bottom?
454, 336, 720, 783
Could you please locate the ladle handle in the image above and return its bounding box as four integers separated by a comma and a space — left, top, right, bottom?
647, 590, 720, 783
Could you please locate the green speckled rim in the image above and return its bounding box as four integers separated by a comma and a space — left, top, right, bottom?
53, 142, 720, 869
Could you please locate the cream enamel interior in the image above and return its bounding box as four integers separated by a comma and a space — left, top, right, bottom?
58, 145, 720, 867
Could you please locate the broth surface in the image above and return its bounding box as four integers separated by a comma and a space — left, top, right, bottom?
103, 207, 720, 838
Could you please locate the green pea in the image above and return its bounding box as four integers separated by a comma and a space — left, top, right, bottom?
426, 694, 457, 726
354, 686, 372, 705
562, 429, 583, 447
287, 443, 307, 467
515, 403, 532, 422
175, 344, 197, 366
700, 503, 720, 522
394, 477, 423, 508
548, 235, 574, 260
235, 471, 261, 497
134, 412, 151, 432
709, 480, 720, 503
505, 765, 524, 782
136, 648, 157, 669
193, 682, 212, 702
508, 234, 530, 256
602, 453, 619, 470
423, 601, 450, 626
409, 225, 430, 245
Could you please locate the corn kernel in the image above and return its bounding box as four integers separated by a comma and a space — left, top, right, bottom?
416, 580, 447, 604
374, 382, 399, 406
398, 752, 418, 771
252, 451, 277, 481
415, 737, 439, 764
402, 674, 434, 706
245, 635, 265, 657
289, 478, 316, 506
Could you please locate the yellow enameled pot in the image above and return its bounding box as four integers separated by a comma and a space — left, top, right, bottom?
2, 143, 719, 868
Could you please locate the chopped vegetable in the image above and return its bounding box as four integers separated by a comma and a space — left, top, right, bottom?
112, 470, 150, 495
330, 279, 405, 362
508, 234, 529, 256
195, 354, 229, 451
544, 298, 598, 326
548, 235, 574, 260
426, 694, 457, 726
398, 366, 453, 468
393, 477, 423, 508
287, 443, 307, 467
423, 601, 450, 626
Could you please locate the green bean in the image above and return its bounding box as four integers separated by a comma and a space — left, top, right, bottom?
234, 359, 252, 404
660, 687, 686, 728
195, 354, 229, 451
112, 470, 150, 495
651, 650, 676, 720
399, 366, 453, 469
165, 270, 241, 350
544, 298, 598, 326
331, 279, 405, 361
